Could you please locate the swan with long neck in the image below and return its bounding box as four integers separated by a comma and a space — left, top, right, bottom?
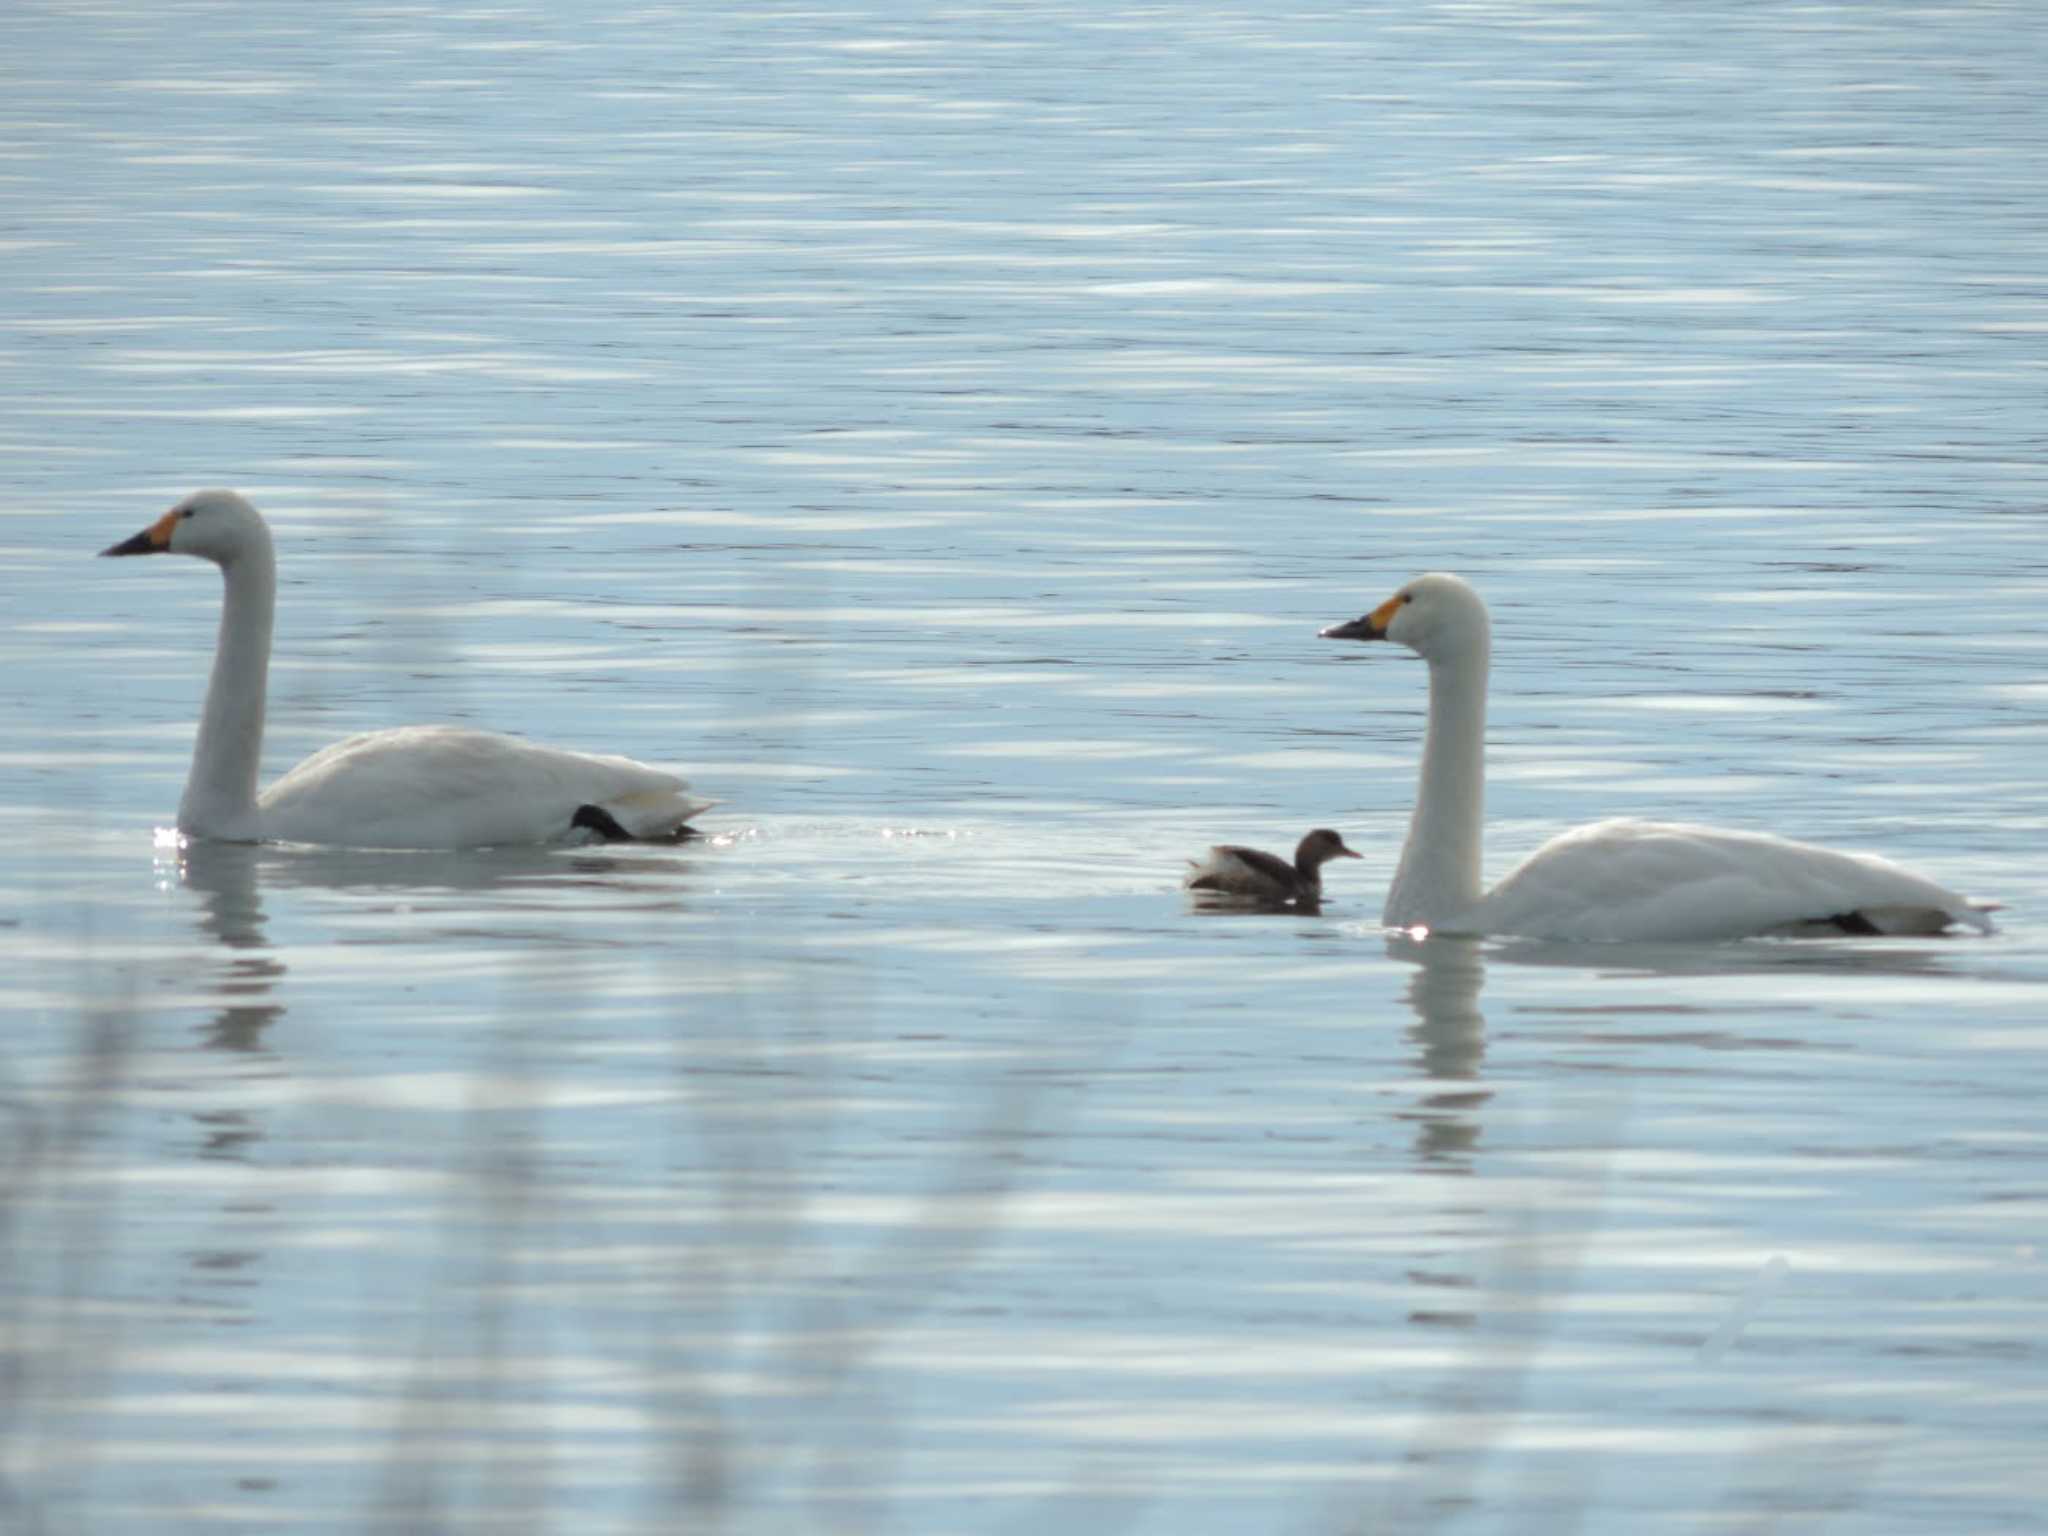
103, 489, 714, 849
1321, 573, 1992, 941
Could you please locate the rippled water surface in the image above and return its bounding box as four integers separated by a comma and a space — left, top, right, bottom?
4, 2, 2047, 1531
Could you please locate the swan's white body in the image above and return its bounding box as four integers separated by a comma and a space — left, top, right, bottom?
105, 490, 713, 850
1461, 817, 1986, 943
1321, 574, 1992, 942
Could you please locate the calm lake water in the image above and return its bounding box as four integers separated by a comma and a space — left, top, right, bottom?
4, 2, 2047, 1531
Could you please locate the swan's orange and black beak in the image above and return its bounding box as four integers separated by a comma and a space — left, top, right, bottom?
101, 508, 179, 557
1319, 592, 1404, 642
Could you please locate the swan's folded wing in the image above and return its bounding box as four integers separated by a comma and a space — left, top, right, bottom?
259, 725, 712, 849
1461, 818, 1991, 942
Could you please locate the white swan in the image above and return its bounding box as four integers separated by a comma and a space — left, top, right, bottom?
103, 489, 715, 849
1320, 573, 1993, 942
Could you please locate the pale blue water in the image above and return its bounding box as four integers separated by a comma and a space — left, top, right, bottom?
3, 2, 2047, 1532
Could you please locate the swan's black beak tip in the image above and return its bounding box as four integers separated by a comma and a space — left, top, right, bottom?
1319, 615, 1382, 642
100, 530, 162, 557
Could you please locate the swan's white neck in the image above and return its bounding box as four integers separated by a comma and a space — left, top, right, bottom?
1385, 643, 1487, 928
178, 535, 275, 841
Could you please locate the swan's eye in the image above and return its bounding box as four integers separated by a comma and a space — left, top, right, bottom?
179, 508, 196, 519
1400, 591, 1413, 604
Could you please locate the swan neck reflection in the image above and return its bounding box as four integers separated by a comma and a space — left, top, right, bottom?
1391, 932, 1491, 1165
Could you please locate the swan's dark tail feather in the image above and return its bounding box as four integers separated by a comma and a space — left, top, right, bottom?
571, 804, 634, 842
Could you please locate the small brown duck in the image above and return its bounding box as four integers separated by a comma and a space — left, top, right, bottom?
1184, 828, 1362, 906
